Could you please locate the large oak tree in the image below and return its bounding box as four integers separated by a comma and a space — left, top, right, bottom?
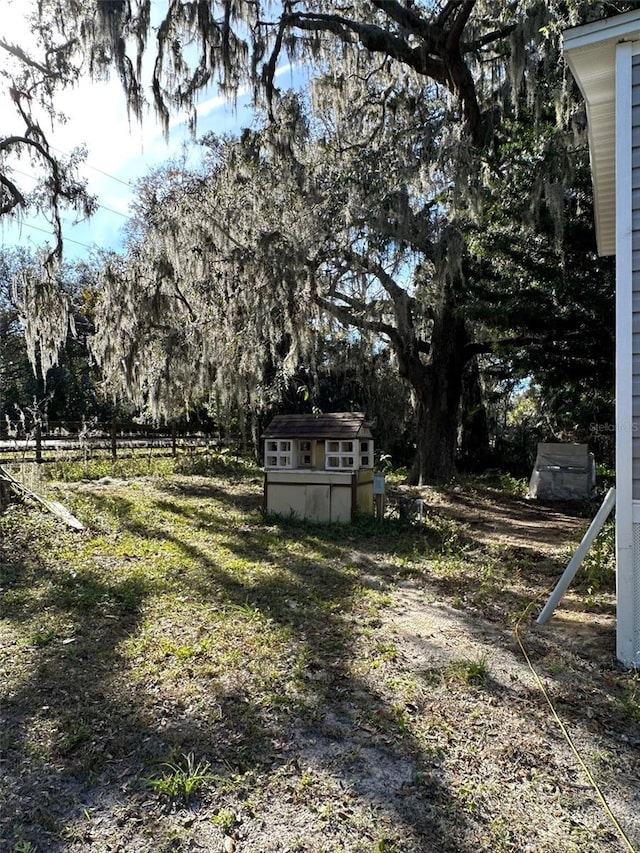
7, 0, 630, 480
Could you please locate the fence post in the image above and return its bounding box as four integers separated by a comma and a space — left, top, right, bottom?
111, 420, 117, 461
172, 421, 177, 458
0, 473, 11, 513
35, 421, 42, 464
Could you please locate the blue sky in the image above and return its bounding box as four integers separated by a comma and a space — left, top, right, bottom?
0, 5, 300, 262
0, 79, 274, 262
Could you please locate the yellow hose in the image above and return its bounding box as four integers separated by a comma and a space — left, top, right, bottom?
515, 600, 637, 853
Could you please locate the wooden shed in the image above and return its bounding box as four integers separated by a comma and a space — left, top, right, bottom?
564, 9, 640, 665
263, 412, 374, 523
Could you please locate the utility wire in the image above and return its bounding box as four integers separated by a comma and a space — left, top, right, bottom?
82, 162, 134, 188
8, 165, 131, 218
8, 221, 95, 251
48, 143, 134, 188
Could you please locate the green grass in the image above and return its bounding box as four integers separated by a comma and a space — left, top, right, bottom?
0, 466, 630, 852
0, 447, 261, 486
1, 472, 367, 777
421, 656, 491, 688
146, 753, 213, 804
614, 673, 640, 723
579, 519, 615, 593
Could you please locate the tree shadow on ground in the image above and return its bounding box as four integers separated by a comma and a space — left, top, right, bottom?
126, 481, 640, 847
0, 543, 161, 849
2, 474, 634, 851
418, 483, 591, 552
0, 487, 481, 852
161, 472, 264, 515
103, 488, 481, 849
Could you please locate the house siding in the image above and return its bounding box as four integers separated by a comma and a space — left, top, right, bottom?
632, 53, 640, 499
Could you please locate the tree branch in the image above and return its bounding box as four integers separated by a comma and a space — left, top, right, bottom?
275, 5, 485, 145
280, 11, 449, 82
0, 39, 55, 78
315, 293, 399, 343
340, 246, 419, 308
464, 334, 544, 359
369, 0, 434, 42
0, 173, 25, 215
264, 11, 288, 120
463, 24, 517, 53
446, 1, 476, 53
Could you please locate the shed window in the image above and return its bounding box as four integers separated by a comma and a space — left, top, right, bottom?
360, 440, 373, 468
325, 440, 357, 470
265, 439, 293, 468
298, 440, 313, 467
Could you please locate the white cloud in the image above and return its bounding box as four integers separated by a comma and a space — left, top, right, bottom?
0, 0, 303, 259
0, 62, 245, 257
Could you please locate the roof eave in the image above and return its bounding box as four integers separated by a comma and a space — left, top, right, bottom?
563, 10, 640, 257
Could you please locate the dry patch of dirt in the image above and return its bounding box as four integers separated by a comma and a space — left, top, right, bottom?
420, 484, 589, 552
374, 488, 639, 853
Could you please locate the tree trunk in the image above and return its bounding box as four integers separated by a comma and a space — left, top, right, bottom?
410, 385, 458, 485
459, 356, 490, 471
404, 292, 469, 485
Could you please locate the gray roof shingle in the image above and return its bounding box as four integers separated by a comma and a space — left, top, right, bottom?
263, 412, 373, 440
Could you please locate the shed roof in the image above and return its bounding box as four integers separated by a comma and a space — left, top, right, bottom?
563, 9, 640, 256
263, 412, 373, 440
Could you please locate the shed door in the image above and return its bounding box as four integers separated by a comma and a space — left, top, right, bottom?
330, 486, 352, 523
305, 485, 330, 523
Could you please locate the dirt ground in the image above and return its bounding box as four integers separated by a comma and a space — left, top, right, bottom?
223, 486, 637, 852
2, 476, 640, 853
376, 486, 638, 852
422, 485, 590, 551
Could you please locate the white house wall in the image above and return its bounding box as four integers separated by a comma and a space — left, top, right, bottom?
563, 13, 640, 666
632, 54, 640, 499
618, 41, 640, 665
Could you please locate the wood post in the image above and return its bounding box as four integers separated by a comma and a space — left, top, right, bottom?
35, 422, 42, 464
0, 474, 11, 513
